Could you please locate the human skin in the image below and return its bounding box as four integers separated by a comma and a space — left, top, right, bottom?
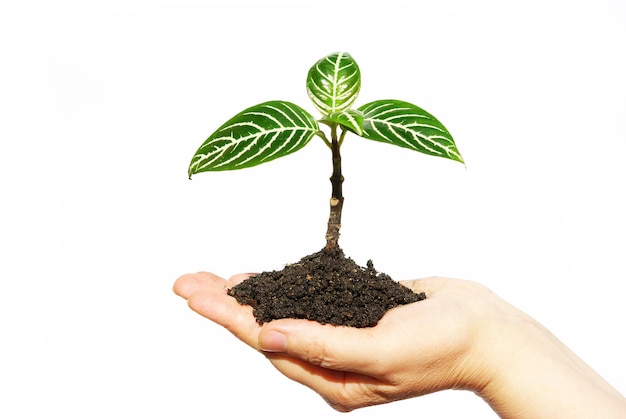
173, 273, 626, 418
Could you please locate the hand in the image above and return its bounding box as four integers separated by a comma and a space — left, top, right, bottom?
173, 273, 626, 417
173, 274, 506, 409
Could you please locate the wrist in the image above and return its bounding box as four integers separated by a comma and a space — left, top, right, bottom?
477, 302, 625, 418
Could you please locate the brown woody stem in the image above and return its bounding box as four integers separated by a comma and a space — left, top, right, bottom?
325, 126, 344, 251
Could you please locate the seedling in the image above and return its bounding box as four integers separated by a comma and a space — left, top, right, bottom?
187, 52, 464, 327
188, 52, 464, 251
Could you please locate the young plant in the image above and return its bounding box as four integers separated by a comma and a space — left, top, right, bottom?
188, 52, 463, 251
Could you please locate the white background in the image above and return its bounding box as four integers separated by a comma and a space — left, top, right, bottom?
2, 0, 625, 417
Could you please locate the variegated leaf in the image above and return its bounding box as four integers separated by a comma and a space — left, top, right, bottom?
188, 101, 319, 176
306, 52, 361, 115
320, 109, 364, 136
357, 100, 464, 164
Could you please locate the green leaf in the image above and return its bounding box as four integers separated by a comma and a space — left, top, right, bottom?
320, 109, 364, 136
188, 101, 319, 176
357, 100, 464, 164
306, 52, 361, 115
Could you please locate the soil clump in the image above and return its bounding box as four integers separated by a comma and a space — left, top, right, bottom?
228, 247, 425, 328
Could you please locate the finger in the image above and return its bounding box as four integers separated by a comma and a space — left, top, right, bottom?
187, 288, 261, 349
400, 276, 484, 297
398, 276, 451, 297
173, 272, 227, 299
228, 273, 256, 287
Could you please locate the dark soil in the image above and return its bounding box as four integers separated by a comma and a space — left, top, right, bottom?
227, 247, 426, 328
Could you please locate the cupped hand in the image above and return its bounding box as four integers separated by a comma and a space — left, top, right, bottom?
173, 273, 505, 411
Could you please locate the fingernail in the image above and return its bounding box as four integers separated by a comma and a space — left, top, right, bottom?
260, 330, 287, 352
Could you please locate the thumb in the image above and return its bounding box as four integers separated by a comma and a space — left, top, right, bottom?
258, 319, 381, 373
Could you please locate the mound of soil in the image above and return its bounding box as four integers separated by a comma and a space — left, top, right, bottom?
227, 247, 425, 328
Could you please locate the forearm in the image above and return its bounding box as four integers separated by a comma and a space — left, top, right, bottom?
479, 310, 625, 418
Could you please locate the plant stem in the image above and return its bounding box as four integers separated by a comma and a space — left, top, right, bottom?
325, 125, 344, 251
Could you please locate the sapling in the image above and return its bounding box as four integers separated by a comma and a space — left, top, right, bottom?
187, 52, 464, 327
